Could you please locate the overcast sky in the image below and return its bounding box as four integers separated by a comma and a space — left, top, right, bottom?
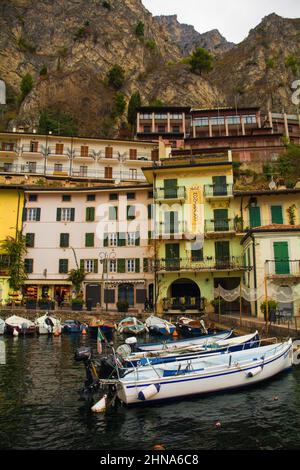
142, 0, 300, 43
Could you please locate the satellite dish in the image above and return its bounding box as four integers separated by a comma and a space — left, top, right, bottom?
0, 80, 6, 105
269, 177, 276, 190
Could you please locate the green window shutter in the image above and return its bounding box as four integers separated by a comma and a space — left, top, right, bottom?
56, 208, 62, 221
164, 179, 177, 199
85, 233, 94, 247
24, 259, 33, 274
117, 258, 125, 273
36, 208, 41, 221
59, 259, 68, 274
191, 248, 203, 262
26, 233, 35, 248
249, 207, 261, 228
86, 207, 95, 222
103, 233, 108, 247
148, 204, 153, 220
118, 233, 126, 247
70, 208, 75, 221
271, 206, 283, 224
212, 176, 227, 196
127, 205, 135, 220
22, 208, 27, 222
274, 241, 290, 274
103, 259, 108, 274
148, 230, 152, 243
109, 206, 118, 220
80, 259, 85, 271
135, 258, 140, 273
60, 233, 69, 248
214, 209, 229, 231
143, 258, 149, 272
135, 231, 140, 246
93, 259, 98, 273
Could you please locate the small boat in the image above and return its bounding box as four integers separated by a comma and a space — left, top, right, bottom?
62, 319, 83, 334
117, 317, 146, 335
137, 329, 233, 352
0, 318, 5, 335
120, 331, 260, 367
145, 315, 176, 336
88, 319, 116, 337
176, 317, 208, 336
35, 314, 62, 335
89, 339, 293, 406
5, 315, 36, 336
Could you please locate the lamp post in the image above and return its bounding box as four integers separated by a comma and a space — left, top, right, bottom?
99, 249, 116, 312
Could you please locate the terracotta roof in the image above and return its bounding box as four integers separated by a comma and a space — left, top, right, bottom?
254, 224, 300, 230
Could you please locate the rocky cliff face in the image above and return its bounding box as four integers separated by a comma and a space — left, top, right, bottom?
211, 13, 300, 110
0, 2, 299, 136
154, 15, 234, 56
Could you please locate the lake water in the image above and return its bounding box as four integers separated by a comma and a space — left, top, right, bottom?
0, 334, 300, 450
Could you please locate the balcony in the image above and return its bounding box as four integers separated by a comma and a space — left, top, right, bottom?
266, 260, 300, 278
205, 219, 236, 237
157, 256, 248, 273
157, 221, 187, 238
0, 144, 18, 158
154, 186, 186, 202
163, 297, 206, 312
21, 145, 43, 158
204, 184, 233, 199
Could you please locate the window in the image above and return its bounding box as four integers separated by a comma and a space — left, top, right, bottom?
227, 116, 241, 125
127, 205, 135, 220
109, 260, 117, 273
148, 191, 153, 199
194, 117, 209, 127
28, 162, 37, 172
1, 142, 15, 151
62, 195, 71, 202
271, 205, 283, 224
129, 149, 137, 160
86, 207, 95, 222
55, 143, 64, 155
59, 259, 69, 274
60, 233, 69, 248
172, 125, 180, 133
211, 117, 225, 126
80, 146, 89, 157
127, 259, 135, 273
54, 163, 63, 172
127, 233, 136, 246
148, 204, 153, 219
24, 259, 33, 274
79, 166, 87, 176
109, 206, 118, 220
27, 208, 41, 221
28, 195, 37, 202
85, 233, 94, 247
157, 125, 166, 133
244, 115, 257, 124
105, 167, 113, 179
26, 233, 35, 248
109, 233, 117, 247
57, 208, 75, 222
140, 113, 152, 120
109, 193, 118, 201
87, 194, 96, 201
155, 114, 168, 120
169, 113, 182, 120
105, 147, 113, 158
129, 169, 137, 180
127, 192, 136, 200
143, 125, 151, 133
84, 259, 98, 273
30, 141, 38, 152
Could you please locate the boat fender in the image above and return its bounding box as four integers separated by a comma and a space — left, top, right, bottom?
91, 394, 107, 413
247, 366, 263, 378
138, 384, 161, 401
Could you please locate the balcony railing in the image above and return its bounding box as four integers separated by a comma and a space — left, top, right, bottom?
163, 297, 205, 312
157, 221, 187, 237
204, 184, 233, 198
158, 256, 248, 272
205, 219, 235, 233
266, 260, 300, 277
154, 186, 186, 201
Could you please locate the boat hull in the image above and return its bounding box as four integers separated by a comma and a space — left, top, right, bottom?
88, 325, 115, 337
117, 342, 293, 405
5, 324, 36, 336
148, 325, 176, 336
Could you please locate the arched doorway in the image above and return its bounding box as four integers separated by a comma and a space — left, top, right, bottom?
168, 279, 201, 310
118, 284, 134, 306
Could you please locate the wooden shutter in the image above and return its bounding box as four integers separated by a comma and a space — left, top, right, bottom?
135, 231, 140, 246
214, 209, 229, 232
164, 179, 177, 199
26, 233, 35, 248
118, 233, 126, 247
85, 233, 94, 247
104, 289, 115, 303
105, 167, 113, 178
136, 289, 147, 303
143, 258, 149, 272
212, 176, 227, 196
80, 259, 85, 271
70, 208, 75, 221
81, 146, 89, 157
86, 207, 95, 221
135, 258, 140, 273
109, 206, 117, 220
103, 233, 108, 247
57, 208, 62, 221
56, 143, 64, 155
129, 149, 137, 160
93, 259, 98, 273
271, 206, 283, 224
22, 208, 27, 222
127, 205, 135, 220
151, 149, 159, 161
274, 242, 290, 274
105, 147, 113, 158
60, 233, 69, 248
249, 207, 261, 228
117, 259, 126, 273
36, 208, 41, 221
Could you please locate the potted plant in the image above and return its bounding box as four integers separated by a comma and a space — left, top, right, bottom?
211, 298, 226, 314
26, 298, 37, 309
38, 298, 55, 310
260, 300, 278, 322
71, 298, 84, 311
117, 300, 129, 313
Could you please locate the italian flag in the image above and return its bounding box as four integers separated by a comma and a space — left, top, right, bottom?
97, 327, 105, 354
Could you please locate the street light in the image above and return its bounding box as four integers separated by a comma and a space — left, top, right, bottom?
99, 249, 116, 312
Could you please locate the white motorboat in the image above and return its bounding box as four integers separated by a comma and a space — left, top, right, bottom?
35, 314, 62, 335
105, 340, 293, 405
5, 315, 36, 336
145, 316, 176, 336
137, 329, 233, 352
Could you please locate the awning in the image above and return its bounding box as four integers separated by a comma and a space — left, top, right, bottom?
105, 280, 146, 286
24, 280, 72, 285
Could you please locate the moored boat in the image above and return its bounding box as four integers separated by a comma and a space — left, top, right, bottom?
62, 319, 83, 334
5, 315, 36, 336
0, 318, 5, 335
35, 314, 62, 335
120, 331, 260, 367
137, 329, 233, 352
117, 317, 146, 335
176, 317, 207, 336
145, 315, 176, 336
88, 319, 116, 337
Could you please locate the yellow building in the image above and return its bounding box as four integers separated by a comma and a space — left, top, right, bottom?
0, 186, 25, 304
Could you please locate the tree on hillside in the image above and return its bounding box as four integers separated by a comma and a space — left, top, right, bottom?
188, 47, 214, 76
107, 65, 125, 90
127, 91, 141, 130
278, 143, 300, 180
38, 109, 78, 136
20, 73, 34, 101
111, 92, 126, 118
